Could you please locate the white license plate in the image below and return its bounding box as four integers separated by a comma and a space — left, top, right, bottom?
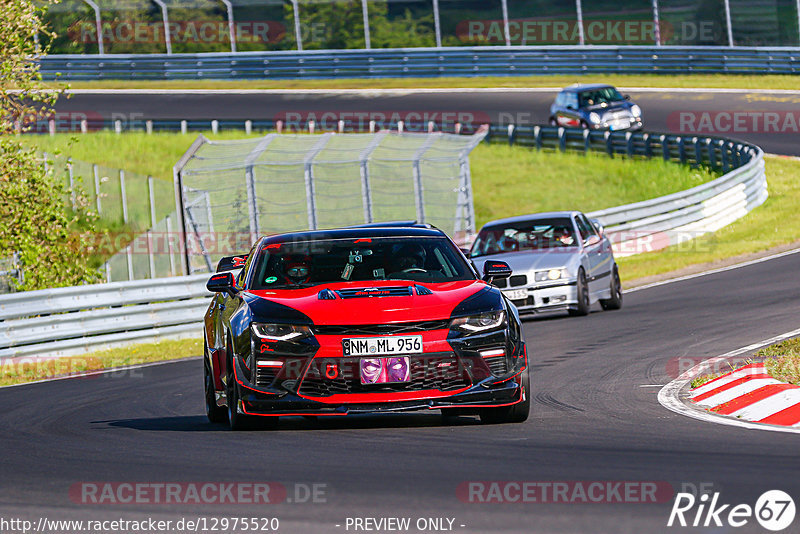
503, 289, 528, 301
342, 335, 423, 356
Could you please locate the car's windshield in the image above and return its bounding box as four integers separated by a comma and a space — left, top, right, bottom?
470, 217, 577, 258
250, 236, 475, 289
579, 87, 624, 107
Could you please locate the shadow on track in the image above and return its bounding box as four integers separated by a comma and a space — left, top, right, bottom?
94, 413, 485, 432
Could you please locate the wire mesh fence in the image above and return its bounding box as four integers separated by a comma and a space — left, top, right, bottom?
176, 130, 486, 275
39, 0, 800, 55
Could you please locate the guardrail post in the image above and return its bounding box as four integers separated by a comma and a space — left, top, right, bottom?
507, 124, 515, 146
245, 120, 252, 134
693, 137, 702, 167
625, 132, 634, 158
114, 120, 122, 134
80, 119, 88, 133
119, 170, 129, 224
582, 129, 590, 153
677, 136, 686, 164
660, 135, 669, 161
643, 133, 652, 158
181, 120, 187, 134
558, 127, 566, 152
534, 125, 542, 151
211, 120, 219, 134
720, 140, 730, 173
604, 131, 614, 157
48, 119, 55, 136
146, 120, 153, 134
706, 138, 716, 170
93, 164, 102, 215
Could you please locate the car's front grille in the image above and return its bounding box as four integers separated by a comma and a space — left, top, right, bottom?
313, 320, 449, 336
255, 366, 280, 387
509, 274, 527, 287
297, 352, 470, 397
483, 355, 509, 376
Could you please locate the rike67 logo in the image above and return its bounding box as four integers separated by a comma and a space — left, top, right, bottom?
668, 490, 796, 531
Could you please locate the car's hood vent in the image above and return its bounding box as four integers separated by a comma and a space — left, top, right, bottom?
317, 289, 338, 300
336, 286, 413, 299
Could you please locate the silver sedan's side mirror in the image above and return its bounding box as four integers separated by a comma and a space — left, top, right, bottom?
589, 218, 604, 236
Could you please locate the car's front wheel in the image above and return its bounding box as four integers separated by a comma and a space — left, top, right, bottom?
204, 345, 227, 424
600, 265, 623, 311
479, 371, 530, 424
568, 268, 590, 316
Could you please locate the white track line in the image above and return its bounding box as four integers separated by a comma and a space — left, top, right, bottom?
626, 246, 800, 294
732, 389, 800, 421
0, 356, 201, 390
61, 87, 800, 96
658, 327, 800, 434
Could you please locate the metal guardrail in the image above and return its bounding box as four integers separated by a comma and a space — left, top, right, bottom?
0, 125, 767, 360
0, 274, 211, 359
39, 46, 800, 80
482, 125, 767, 256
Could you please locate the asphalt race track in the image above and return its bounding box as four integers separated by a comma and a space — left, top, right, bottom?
2, 252, 800, 533
7, 87, 798, 532
56, 88, 800, 156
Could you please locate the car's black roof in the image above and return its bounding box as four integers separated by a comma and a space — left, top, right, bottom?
260, 225, 447, 244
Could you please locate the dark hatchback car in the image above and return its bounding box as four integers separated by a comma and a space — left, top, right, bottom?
549, 84, 643, 131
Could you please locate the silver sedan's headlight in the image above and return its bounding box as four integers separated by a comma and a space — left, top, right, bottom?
589, 112, 602, 124
534, 268, 567, 282
630, 105, 642, 118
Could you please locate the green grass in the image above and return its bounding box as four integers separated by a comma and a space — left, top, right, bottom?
758, 338, 800, 386
0, 338, 202, 387
617, 155, 800, 283
51, 74, 800, 91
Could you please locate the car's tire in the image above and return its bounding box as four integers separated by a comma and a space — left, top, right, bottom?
479, 371, 530, 425
568, 268, 590, 317
204, 345, 228, 424
580, 120, 589, 129
600, 265, 623, 311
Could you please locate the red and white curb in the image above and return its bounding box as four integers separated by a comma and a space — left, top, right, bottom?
689, 363, 800, 427
658, 327, 800, 434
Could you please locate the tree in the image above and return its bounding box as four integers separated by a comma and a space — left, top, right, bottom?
0, 0, 100, 290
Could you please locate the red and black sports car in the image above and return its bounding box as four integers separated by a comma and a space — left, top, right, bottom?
203, 224, 529, 430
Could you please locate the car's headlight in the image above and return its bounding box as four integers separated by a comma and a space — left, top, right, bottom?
535, 268, 567, 282
252, 323, 312, 342
589, 112, 602, 124
630, 105, 642, 118
450, 311, 506, 334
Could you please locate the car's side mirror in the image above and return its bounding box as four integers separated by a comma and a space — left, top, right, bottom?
482, 261, 512, 283
460, 247, 471, 256
584, 235, 601, 247
207, 271, 238, 297
589, 217, 604, 236
624, 94, 631, 100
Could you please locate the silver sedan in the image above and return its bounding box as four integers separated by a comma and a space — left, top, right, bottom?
469, 211, 622, 316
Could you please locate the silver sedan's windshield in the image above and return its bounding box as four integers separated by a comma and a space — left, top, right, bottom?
470, 218, 577, 258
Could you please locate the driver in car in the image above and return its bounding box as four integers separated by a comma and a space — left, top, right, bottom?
393, 243, 427, 272
281, 254, 313, 285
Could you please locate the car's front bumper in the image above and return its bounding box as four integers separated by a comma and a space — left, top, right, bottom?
229, 347, 527, 417
503, 281, 578, 314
